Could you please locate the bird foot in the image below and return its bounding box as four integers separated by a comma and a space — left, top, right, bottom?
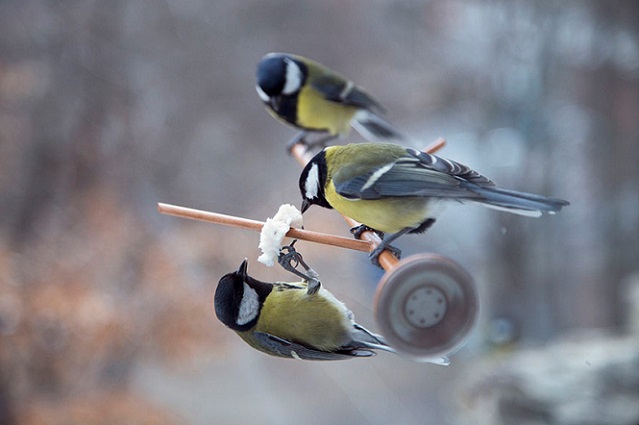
286, 132, 337, 154
286, 132, 310, 153
277, 243, 321, 295
350, 224, 384, 240
369, 244, 402, 269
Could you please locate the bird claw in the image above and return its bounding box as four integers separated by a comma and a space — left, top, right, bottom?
286, 131, 309, 153
286, 132, 337, 154
277, 243, 321, 295
350, 224, 384, 240
306, 134, 337, 150
369, 244, 402, 269
350, 225, 400, 269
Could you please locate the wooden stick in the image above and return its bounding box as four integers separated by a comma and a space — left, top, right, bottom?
423, 137, 447, 155
290, 138, 446, 271
157, 203, 372, 252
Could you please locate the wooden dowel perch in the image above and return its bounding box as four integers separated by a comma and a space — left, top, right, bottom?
157, 203, 372, 252
290, 137, 446, 271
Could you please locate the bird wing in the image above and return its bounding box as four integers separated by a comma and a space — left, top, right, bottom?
311, 74, 384, 112
334, 148, 495, 200
254, 332, 375, 361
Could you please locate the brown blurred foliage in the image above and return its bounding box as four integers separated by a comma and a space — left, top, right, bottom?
17, 391, 183, 425
0, 186, 232, 422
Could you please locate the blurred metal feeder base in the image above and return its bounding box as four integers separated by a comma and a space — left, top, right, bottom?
374, 254, 479, 361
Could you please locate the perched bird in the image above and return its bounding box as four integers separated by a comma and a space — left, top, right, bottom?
214, 259, 398, 360
299, 143, 569, 264
256, 52, 404, 148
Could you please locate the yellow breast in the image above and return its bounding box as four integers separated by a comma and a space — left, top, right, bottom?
297, 87, 357, 136
325, 181, 431, 234
250, 286, 353, 352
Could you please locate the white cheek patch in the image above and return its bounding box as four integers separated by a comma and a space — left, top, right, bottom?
305, 163, 320, 199
256, 84, 270, 102
236, 283, 260, 326
361, 163, 393, 192
282, 58, 302, 95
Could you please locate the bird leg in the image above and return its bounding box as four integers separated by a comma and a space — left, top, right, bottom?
305, 134, 337, 150
368, 227, 420, 268
286, 131, 310, 152
350, 224, 384, 240
365, 219, 437, 268
287, 131, 338, 154
277, 242, 321, 295
350, 224, 397, 268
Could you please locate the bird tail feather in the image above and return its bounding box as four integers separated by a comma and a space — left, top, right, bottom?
351, 323, 396, 353
352, 110, 406, 142
469, 185, 569, 217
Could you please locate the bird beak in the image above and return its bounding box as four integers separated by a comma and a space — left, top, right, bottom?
301, 199, 311, 214
237, 258, 248, 278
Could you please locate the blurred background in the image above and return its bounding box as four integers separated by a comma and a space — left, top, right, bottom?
1, 1, 638, 424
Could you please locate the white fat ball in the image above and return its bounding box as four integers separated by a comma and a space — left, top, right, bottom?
258, 204, 304, 267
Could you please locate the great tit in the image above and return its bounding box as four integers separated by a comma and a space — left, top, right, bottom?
214, 259, 395, 360
256, 52, 404, 148
299, 143, 569, 264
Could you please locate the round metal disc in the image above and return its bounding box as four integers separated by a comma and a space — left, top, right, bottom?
374, 253, 479, 360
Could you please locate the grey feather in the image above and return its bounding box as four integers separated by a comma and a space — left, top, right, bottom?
348, 323, 396, 353
334, 146, 569, 216
352, 110, 406, 141
311, 75, 383, 111
460, 184, 569, 216
254, 332, 376, 361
